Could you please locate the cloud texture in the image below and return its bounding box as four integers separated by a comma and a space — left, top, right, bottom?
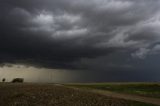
1, 0, 160, 81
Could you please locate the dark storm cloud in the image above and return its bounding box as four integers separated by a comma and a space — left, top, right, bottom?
1, 0, 160, 81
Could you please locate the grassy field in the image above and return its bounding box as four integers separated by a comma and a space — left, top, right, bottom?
0, 83, 158, 106
66, 83, 160, 98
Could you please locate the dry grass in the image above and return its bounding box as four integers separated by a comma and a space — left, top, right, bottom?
0, 83, 157, 106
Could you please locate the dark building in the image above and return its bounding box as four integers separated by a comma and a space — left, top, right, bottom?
11, 78, 24, 83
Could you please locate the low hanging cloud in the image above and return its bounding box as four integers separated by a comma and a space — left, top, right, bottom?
0, 0, 160, 81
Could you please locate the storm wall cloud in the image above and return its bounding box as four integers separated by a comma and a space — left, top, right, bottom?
0, 0, 160, 82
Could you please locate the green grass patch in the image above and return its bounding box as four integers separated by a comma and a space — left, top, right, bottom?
66, 83, 160, 98
125, 101, 158, 106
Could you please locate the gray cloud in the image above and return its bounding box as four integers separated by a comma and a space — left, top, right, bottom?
0, 0, 160, 81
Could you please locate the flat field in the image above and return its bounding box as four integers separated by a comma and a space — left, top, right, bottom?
66, 83, 160, 98
0, 83, 159, 106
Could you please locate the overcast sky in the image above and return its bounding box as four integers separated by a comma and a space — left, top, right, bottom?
0, 0, 160, 82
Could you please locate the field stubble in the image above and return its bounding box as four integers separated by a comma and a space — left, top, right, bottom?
0, 83, 158, 106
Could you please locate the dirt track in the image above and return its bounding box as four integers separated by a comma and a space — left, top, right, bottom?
69, 87, 160, 106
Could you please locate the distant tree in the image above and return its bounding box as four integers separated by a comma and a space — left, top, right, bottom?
2, 78, 5, 82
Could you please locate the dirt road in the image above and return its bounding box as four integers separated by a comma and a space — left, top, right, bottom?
67, 86, 160, 106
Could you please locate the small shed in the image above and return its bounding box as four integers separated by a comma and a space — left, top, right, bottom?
11, 78, 24, 83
